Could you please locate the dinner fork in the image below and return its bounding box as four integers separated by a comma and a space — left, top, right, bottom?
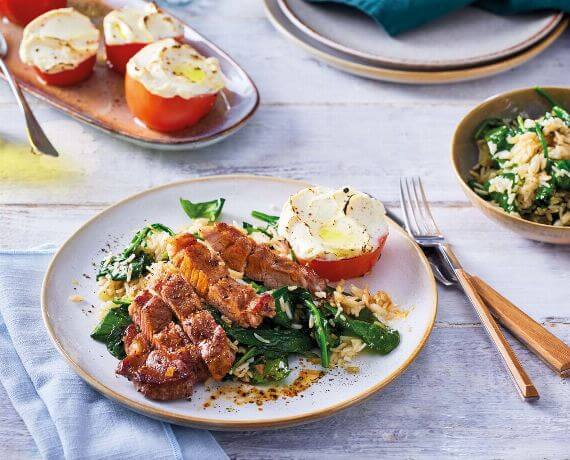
0, 30, 58, 157
399, 176, 539, 400
386, 207, 570, 377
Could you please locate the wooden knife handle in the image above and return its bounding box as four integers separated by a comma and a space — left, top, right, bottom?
469, 275, 570, 378
455, 269, 539, 400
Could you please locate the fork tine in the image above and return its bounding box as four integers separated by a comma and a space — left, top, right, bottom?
415, 177, 442, 235
410, 177, 436, 235
399, 177, 420, 236
406, 177, 430, 236
408, 177, 431, 235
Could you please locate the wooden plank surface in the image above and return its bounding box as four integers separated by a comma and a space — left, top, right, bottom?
0, 0, 569, 458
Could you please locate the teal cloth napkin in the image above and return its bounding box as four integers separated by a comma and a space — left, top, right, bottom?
304, 0, 570, 35
0, 247, 228, 460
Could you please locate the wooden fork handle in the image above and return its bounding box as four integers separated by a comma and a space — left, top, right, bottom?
469, 275, 570, 378
455, 269, 539, 400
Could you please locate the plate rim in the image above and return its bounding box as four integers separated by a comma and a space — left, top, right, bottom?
279, 0, 563, 70
265, 0, 568, 85
41, 174, 438, 430
0, 0, 260, 150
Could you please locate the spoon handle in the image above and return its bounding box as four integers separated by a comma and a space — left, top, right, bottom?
0, 58, 58, 157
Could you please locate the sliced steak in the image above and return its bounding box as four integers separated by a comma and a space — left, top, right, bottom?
151, 272, 203, 321
152, 322, 191, 352
169, 233, 274, 328
201, 222, 327, 292
119, 301, 207, 401
183, 310, 235, 381
129, 290, 173, 342
200, 223, 255, 272
152, 272, 236, 380
117, 340, 208, 401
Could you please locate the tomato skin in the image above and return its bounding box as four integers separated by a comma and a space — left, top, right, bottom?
0, 0, 66, 26
105, 43, 147, 74
125, 74, 218, 132
299, 235, 388, 282
34, 54, 96, 87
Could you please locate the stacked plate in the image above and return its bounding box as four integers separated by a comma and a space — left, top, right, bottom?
265, 0, 567, 84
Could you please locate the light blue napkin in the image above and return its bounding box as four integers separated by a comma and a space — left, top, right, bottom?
305, 0, 570, 35
0, 248, 228, 460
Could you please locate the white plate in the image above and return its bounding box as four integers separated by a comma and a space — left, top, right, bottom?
265, 0, 567, 85
280, 0, 563, 70
42, 175, 437, 430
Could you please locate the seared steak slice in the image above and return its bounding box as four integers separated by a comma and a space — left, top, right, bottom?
152, 322, 191, 352
183, 310, 235, 381
117, 343, 208, 401
201, 222, 327, 293
200, 223, 255, 272
128, 290, 152, 328
169, 234, 274, 328
152, 272, 235, 380
119, 301, 207, 401
122, 323, 149, 357
129, 291, 173, 342
151, 272, 203, 320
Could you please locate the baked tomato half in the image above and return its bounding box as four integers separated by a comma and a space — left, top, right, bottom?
105, 43, 147, 74
0, 0, 66, 26
299, 235, 388, 282
34, 54, 96, 87
125, 73, 218, 132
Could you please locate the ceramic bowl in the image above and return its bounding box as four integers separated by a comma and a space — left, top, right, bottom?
451, 86, 570, 245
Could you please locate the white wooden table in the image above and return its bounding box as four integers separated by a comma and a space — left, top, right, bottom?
1, 1, 569, 458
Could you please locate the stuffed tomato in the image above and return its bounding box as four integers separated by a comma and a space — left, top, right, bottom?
125, 38, 224, 133
278, 186, 389, 282
0, 0, 66, 26
19, 8, 99, 87
103, 3, 183, 74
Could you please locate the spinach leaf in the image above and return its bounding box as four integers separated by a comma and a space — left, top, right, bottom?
244, 277, 268, 294
149, 223, 174, 236
484, 125, 513, 154
552, 160, 570, 190
293, 288, 330, 367
271, 286, 295, 327
91, 302, 132, 359
535, 124, 549, 159
251, 210, 279, 227
534, 183, 554, 207
474, 117, 506, 140
535, 87, 570, 125
180, 198, 225, 222
230, 347, 258, 373
323, 304, 400, 355
211, 310, 314, 354
468, 179, 490, 199
97, 224, 171, 281
486, 173, 518, 214
552, 106, 570, 125
242, 221, 272, 237
250, 355, 291, 384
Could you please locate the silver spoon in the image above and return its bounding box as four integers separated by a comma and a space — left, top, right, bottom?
0, 30, 58, 157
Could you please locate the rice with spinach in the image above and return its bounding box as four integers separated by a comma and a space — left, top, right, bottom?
469, 87, 570, 226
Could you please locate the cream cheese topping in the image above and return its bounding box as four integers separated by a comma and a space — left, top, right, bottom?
19, 8, 99, 74
103, 3, 183, 46
126, 38, 225, 99
278, 186, 388, 260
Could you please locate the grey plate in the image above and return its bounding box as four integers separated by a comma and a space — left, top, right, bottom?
280, 0, 563, 70
265, 0, 567, 84
0, 0, 259, 151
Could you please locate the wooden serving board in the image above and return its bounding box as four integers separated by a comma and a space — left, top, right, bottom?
0, 0, 259, 150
